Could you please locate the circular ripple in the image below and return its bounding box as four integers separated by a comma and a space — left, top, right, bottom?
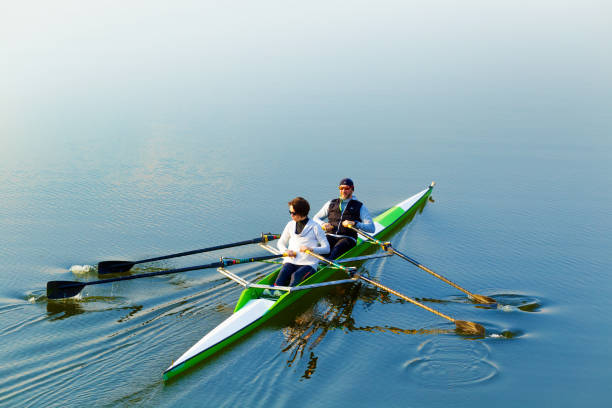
403, 338, 498, 387
417, 337, 490, 360
404, 358, 497, 387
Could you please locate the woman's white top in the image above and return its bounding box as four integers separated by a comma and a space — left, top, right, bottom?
277, 218, 330, 267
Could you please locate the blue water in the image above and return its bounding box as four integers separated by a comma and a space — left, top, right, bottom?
1, 1, 611, 407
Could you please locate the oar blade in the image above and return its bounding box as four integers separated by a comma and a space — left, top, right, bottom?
454, 320, 486, 336
470, 294, 497, 304
47, 281, 86, 300
97, 261, 135, 275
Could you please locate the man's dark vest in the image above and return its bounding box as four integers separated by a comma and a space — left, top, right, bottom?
328, 198, 363, 239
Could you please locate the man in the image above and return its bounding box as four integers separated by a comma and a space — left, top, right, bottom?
313, 178, 375, 259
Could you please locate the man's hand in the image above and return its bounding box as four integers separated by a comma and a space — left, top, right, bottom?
286, 250, 297, 257
322, 223, 333, 232
299, 246, 312, 253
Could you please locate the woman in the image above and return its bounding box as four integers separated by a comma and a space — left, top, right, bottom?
275, 197, 330, 287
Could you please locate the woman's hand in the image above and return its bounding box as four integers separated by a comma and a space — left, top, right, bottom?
286, 250, 297, 257
342, 220, 355, 228
299, 246, 312, 253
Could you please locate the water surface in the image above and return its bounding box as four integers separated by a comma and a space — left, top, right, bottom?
1, 1, 611, 407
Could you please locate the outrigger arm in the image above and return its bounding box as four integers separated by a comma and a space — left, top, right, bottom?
217, 267, 358, 293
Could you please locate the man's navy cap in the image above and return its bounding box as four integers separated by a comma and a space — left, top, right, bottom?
339, 178, 354, 187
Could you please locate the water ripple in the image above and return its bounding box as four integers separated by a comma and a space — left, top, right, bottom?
488, 292, 543, 312
403, 337, 498, 387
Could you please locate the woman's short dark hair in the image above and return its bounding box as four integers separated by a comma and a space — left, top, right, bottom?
288, 197, 310, 216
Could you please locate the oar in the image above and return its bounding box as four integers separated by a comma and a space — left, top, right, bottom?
304, 249, 485, 336
48, 253, 285, 300
97, 233, 280, 274
348, 225, 496, 304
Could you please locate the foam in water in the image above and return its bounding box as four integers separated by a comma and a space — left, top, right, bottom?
70, 265, 93, 274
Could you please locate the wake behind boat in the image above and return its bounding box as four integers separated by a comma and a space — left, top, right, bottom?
163, 183, 439, 381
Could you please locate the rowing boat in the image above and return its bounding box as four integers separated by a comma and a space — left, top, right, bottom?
163, 183, 434, 380
163, 182, 434, 380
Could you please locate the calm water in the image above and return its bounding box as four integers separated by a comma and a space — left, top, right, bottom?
1, 1, 611, 407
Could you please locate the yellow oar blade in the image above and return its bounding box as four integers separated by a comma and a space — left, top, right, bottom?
454, 320, 486, 336
469, 294, 497, 305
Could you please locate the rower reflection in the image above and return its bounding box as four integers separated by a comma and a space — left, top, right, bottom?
280, 281, 452, 379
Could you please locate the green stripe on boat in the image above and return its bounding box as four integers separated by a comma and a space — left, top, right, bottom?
374, 206, 405, 227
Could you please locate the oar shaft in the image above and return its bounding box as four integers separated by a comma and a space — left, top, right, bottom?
304, 235, 484, 335
356, 275, 456, 323
349, 226, 493, 303
101, 254, 284, 284
54, 254, 283, 293
83, 261, 227, 288
305, 249, 456, 323
388, 249, 474, 298
303, 250, 353, 273
129, 234, 281, 265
